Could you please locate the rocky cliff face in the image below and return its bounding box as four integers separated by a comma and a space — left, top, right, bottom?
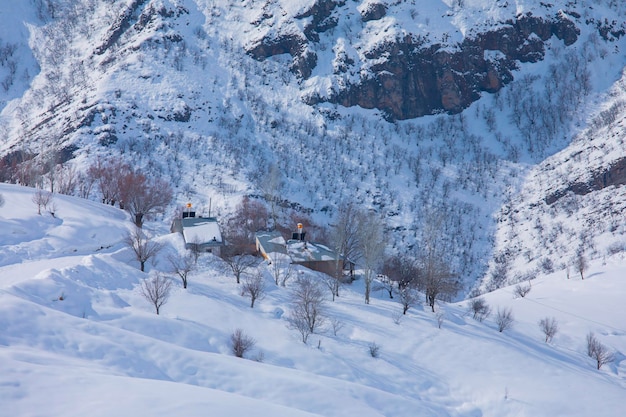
247, 4, 580, 120
329, 14, 578, 120
545, 157, 626, 205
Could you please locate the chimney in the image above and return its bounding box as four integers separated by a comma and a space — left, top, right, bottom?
182, 202, 196, 218
292, 223, 306, 241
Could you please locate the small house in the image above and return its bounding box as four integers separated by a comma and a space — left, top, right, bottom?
287, 239, 343, 277
255, 224, 354, 279
171, 206, 224, 255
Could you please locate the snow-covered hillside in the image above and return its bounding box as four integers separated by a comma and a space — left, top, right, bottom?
1, 1, 626, 293
1, 184, 625, 416
481, 67, 626, 291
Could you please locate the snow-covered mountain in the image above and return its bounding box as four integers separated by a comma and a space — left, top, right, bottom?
1, 183, 625, 416
1, 0, 626, 293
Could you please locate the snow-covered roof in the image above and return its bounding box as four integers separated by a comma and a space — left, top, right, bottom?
255, 230, 288, 255
181, 217, 222, 245
256, 231, 342, 263
287, 240, 340, 263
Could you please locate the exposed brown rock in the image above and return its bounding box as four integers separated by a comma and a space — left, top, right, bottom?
325, 14, 579, 120
545, 157, 626, 205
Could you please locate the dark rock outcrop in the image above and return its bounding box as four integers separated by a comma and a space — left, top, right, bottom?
248, 8, 580, 120
247, 0, 344, 78
325, 14, 579, 120
246, 32, 315, 78
296, 0, 344, 42
360, 2, 387, 22
94, 0, 149, 55
545, 157, 626, 205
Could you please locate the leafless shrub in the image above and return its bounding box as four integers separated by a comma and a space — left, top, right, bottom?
140, 273, 172, 315
287, 275, 326, 343
398, 286, 419, 315
125, 227, 162, 272
118, 170, 173, 228
368, 342, 381, 358
391, 310, 403, 325
188, 235, 203, 264
586, 332, 614, 370
222, 251, 258, 284
268, 253, 294, 286
539, 257, 554, 274
468, 297, 491, 322
168, 252, 195, 289
538, 317, 559, 343
241, 271, 266, 308
330, 317, 344, 336
513, 282, 532, 298
436, 310, 445, 329
574, 251, 587, 280
495, 307, 514, 332
230, 328, 256, 358
32, 189, 53, 215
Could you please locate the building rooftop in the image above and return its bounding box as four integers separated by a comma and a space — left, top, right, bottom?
286, 240, 340, 263
181, 217, 222, 245
255, 230, 287, 255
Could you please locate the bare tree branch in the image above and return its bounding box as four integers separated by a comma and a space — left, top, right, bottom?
124, 227, 162, 272
140, 273, 172, 315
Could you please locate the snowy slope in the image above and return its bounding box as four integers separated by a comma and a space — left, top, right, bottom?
1, 1, 626, 294
480, 66, 626, 291
1, 183, 625, 416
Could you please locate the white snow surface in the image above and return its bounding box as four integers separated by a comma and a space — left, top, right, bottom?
1, 183, 625, 416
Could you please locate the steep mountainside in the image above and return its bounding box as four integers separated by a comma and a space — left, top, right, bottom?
1, 0, 626, 293
481, 70, 626, 291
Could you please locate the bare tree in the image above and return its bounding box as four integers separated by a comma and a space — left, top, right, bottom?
436, 310, 445, 329
32, 189, 53, 215
330, 317, 344, 336
221, 248, 258, 284
268, 253, 294, 286
187, 235, 203, 264
118, 170, 173, 228
76, 172, 95, 199
140, 273, 172, 315
417, 248, 459, 312
230, 328, 256, 358
327, 202, 362, 300
359, 212, 385, 304
168, 252, 195, 289
43, 152, 61, 193
375, 273, 396, 299
323, 273, 343, 302
0, 192, 4, 208
586, 332, 614, 370
416, 214, 460, 312
538, 317, 559, 343
495, 307, 515, 332
260, 163, 283, 229
513, 282, 532, 298
56, 163, 78, 196
382, 254, 419, 295
287, 275, 327, 343
398, 286, 419, 315
574, 251, 587, 280
468, 297, 491, 322
88, 157, 130, 205
225, 196, 268, 249
241, 271, 266, 308
125, 227, 162, 272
